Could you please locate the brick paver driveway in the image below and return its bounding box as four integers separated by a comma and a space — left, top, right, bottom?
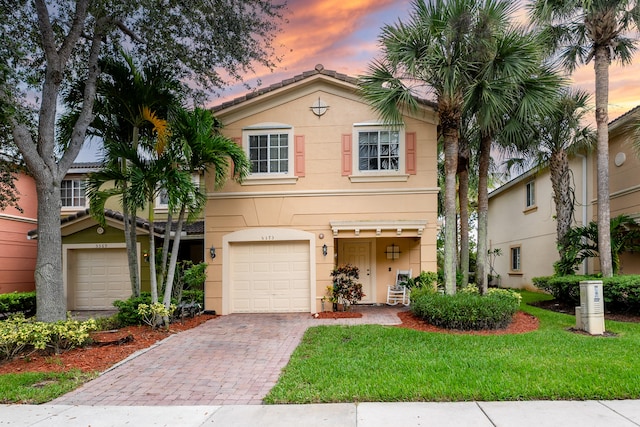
52, 306, 404, 406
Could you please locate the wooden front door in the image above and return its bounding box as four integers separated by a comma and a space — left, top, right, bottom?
339, 240, 374, 303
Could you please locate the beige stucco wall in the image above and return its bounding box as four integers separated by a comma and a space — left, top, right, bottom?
204, 75, 439, 313
488, 155, 590, 289
598, 123, 640, 273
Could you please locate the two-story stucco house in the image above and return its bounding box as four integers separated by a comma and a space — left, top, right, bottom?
488, 105, 640, 289
203, 65, 439, 315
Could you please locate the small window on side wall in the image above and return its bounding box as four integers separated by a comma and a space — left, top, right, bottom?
525, 180, 535, 208
510, 246, 521, 272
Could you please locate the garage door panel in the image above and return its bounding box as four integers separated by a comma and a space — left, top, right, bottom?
68, 248, 131, 310
230, 241, 310, 313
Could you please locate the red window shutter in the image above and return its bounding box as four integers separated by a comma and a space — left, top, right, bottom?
341, 134, 352, 176
294, 135, 305, 177
405, 132, 417, 175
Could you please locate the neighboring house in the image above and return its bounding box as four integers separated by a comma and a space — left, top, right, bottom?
488, 105, 640, 289
0, 169, 37, 293
205, 65, 439, 315
28, 163, 206, 310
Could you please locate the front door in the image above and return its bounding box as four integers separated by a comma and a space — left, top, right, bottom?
339, 240, 374, 303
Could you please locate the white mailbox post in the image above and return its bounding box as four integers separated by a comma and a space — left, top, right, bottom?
576, 280, 605, 335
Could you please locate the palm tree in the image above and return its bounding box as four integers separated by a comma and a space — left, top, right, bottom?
467, 28, 564, 293
359, 0, 490, 295
64, 53, 184, 296
509, 89, 596, 271
159, 107, 249, 319
529, 0, 640, 277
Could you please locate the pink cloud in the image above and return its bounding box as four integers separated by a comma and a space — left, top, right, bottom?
211, 0, 640, 122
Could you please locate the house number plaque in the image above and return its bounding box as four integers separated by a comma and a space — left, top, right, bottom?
261, 235, 275, 241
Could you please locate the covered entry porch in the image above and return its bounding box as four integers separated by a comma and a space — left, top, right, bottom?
329, 220, 429, 305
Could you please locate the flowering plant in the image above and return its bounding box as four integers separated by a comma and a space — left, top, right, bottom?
330, 264, 365, 308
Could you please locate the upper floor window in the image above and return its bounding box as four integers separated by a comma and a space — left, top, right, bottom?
156, 174, 200, 210
61, 179, 86, 208
525, 180, 535, 208
241, 124, 296, 185
249, 133, 289, 174
358, 130, 400, 171
347, 123, 407, 182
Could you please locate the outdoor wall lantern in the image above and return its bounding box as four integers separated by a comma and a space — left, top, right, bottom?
209, 246, 216, 259
385, 243, 400, 260
322, 244, 328, 256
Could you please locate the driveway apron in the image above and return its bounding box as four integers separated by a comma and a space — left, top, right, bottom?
52, 306, 404, 406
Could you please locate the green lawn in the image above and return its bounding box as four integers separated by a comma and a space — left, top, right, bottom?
264, 291, 640, 403
0, 369, 96, 404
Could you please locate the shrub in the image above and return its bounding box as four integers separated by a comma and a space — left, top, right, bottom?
114, 290, 204, 326
534, 274, 640, 312
113, 293, 152, 326
0, 314, 97, 361
411, 289, 521, 330
181, 289, 204, 306
532, 276, 586, 304
0, 292, 36, 318
137, 302, 175, 328
407, 271, 438, 290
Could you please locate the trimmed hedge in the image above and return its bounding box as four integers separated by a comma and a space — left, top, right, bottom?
0, 292, 36, 318
533, 275, 640, 312
411, 288, 521, 330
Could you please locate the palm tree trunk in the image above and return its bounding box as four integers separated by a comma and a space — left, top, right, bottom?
122, 130, 140, 297
594, 46, 613, 277
159, 211, 173, 293
148, 200, 159, 305
162, 205, 186, 325
443, 126, 459, 295
549, 150, 573, 259
477, 134, 491, 294
458, 145, 470, 287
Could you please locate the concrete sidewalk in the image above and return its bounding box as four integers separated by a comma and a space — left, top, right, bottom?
2, 400, 640, 426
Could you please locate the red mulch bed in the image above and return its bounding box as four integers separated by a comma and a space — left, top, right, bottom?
0, 314, 217, 375
396, 310, 539, 335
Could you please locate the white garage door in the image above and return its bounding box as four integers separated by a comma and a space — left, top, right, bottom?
230, 241, 310, 313
68, 248, 132, 310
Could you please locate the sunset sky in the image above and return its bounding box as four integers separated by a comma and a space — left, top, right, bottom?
74, 0, 640, 161
212, 0, 640, 121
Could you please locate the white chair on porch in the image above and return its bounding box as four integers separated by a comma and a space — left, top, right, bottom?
386, 269, 412, 306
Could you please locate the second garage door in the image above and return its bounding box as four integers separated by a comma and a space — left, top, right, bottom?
230, 241, 310, 313
67, 248, 132, 310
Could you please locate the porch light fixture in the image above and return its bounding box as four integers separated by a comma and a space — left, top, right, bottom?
209, 246, 216, 260
322, 244, 328, 256
385, 244, 400, 260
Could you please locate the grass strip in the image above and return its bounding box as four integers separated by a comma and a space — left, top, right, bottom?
265, 291, 640, 403
0, 369, 97, 404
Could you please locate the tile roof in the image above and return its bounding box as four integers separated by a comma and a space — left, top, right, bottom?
212, 64, 437, 112
27, 208, 203, 239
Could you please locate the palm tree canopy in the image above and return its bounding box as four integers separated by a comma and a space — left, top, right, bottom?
529, 0, 640, 70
